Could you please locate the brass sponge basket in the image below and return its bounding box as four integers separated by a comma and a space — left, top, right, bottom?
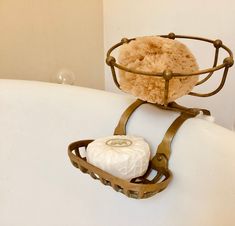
68, 33, 233, 199
106, 32, 234, 106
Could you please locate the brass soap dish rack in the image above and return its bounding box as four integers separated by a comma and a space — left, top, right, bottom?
68, 33, 233, 199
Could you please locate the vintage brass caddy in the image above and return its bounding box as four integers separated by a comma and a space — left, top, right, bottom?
68, 33, 234, 199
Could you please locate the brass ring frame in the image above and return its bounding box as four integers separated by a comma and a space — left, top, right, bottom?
106, 32, 234, 105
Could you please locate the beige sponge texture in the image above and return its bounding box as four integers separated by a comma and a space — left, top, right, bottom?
118, 36, 199, 105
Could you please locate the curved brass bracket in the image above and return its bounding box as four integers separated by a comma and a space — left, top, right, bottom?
114, 99, 210, 187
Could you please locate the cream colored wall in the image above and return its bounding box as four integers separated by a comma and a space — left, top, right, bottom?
0, 0, 104, 89
103, 0, 235, 129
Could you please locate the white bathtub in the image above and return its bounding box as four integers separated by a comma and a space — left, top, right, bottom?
1, 79, 235, 226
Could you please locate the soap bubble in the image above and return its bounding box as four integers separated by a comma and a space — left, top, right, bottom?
54, 69, 76, 85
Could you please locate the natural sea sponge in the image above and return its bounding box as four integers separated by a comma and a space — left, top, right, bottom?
118, 36, 199, 105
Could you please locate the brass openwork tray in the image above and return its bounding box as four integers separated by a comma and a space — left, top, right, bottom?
68, 139, 172, 199
68, 33, 233, 199
68, 100, 210, 199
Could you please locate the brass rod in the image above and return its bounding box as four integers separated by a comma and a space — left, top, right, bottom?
110, 65, 120, 89
106, 38, 135, 57
155, 113, 195, 159
189, 66, 229, 97
160, 34, 214, 43
163, 79, 169, 106
106, 42, 123, 57
114, 99, 145, 135
221, 44, 233, 57
112, 61, 226, 77
196, 47, 219, 86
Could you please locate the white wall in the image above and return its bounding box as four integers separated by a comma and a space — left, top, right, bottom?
103, 0, 235, 129
0, 0, 104, 89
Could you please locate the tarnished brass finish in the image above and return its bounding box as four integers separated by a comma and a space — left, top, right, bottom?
68, 99, 209, 199
106, 33, 234, 104
68, 33, 233, 199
